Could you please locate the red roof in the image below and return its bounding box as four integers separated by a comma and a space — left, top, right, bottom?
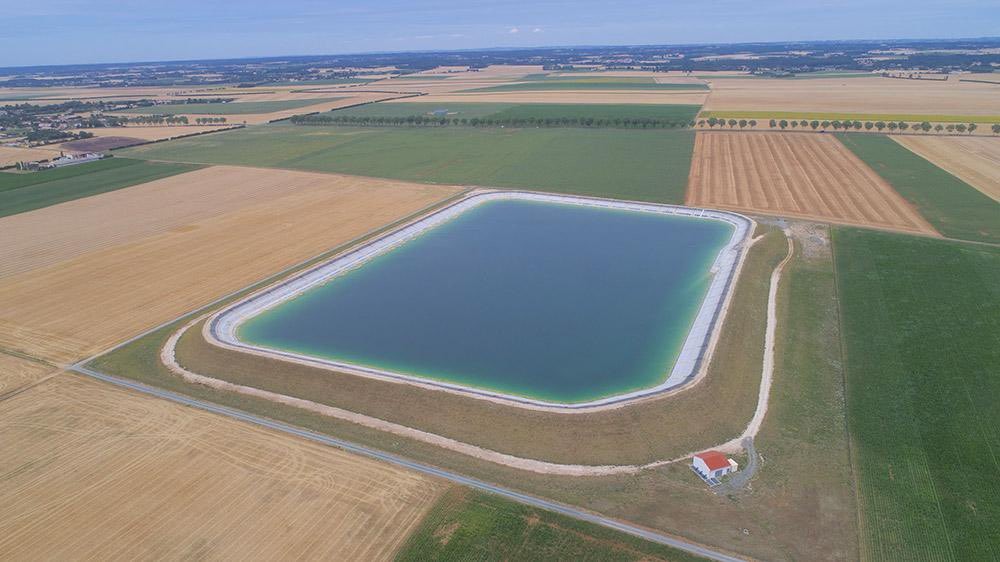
694, 451, 730, 471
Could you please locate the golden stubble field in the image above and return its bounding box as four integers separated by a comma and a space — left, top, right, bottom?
687, 132, 938, 234
0, 373, 446, 560
702, 76, 1000, 115
0, 165, 460, 364
892, 135, 1000, 201
0, 145, 64, 166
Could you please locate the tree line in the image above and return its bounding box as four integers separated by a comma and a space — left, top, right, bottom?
290, 113, 696, 129
702, 117, 993, 135
124, 115, 228, 126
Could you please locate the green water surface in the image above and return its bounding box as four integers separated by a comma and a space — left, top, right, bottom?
238, 199, 733, 403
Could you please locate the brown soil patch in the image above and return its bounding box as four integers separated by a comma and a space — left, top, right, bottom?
0, 166, 459, 363
60, 136, 145, 151
892, 136, 1000, 201
687, 132, 938, 234
703, 76, 1000, 115
0, 373, 445, 560
0, 145, 64, 167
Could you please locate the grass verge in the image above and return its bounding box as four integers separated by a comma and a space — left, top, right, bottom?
396, 487, 706, 561
833, 228, 1000, 561
835, 133, 1000, 244
122, 124, 695, 204
0, 158, 200, 217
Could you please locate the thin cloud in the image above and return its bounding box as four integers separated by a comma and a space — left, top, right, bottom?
508, 27, 519, 33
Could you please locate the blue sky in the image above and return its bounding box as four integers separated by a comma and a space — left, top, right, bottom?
2, 0, 998, 67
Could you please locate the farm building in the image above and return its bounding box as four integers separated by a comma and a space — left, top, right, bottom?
692, 451, 738, 480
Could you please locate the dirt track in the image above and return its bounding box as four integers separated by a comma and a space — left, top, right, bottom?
687, 132, 938, 234
893, 136, 1000, 201
0, 166, 459, 363
0, 374, 445, 560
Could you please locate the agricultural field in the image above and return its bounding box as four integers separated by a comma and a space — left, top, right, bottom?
325, 101, 702, 124
402, 91, 710, 105
0, 373, 446, 561
118, 96, 348, 115
892, 136, 1000, 201
686, 132, 937, 235
396, 488, 704, 561
0, 145, 63, 167
0, 165, 458, 363
837, 133, 1000, 243
702, 76, 1000, 117
467, 76, 709, 92
67, 124, 234, 145
833, 229, 1000, 561
121, 124, 696, 203
0, 157, 198, 218
0, 354, 56, 396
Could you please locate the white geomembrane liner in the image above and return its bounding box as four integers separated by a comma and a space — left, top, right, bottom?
209, 191, 752, 410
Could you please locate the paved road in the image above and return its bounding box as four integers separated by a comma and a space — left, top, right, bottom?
71, 365, 745, 562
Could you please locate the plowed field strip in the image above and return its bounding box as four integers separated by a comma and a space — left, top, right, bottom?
686, 132, 938, 235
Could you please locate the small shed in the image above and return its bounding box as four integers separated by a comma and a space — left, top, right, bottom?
692, 451, 738, 480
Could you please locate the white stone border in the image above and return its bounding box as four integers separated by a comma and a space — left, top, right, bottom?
207, 191, 752, 410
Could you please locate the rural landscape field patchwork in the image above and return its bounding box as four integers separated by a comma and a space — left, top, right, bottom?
2, 21, 999, 562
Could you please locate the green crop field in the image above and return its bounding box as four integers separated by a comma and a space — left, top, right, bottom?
121, 124, 695, 203
395, 488, 705, 561
700, 110, 1000, 123
0, 157, 199, 217
834, 229, 1000, 562
836, 134, 1000, 244
117, 97, 346, 115
327, 101, 701, 123
330, 102, 515, 119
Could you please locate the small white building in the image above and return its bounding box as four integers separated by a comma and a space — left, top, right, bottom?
692, 451, 738, 480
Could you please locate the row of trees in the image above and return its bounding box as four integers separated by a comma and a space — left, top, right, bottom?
124, 115, 228, 126
290, 114, 696, 129
702, 116, 994, 135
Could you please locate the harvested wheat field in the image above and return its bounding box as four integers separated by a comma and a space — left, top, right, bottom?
892, 136, 1000, 201
0, 373, 445, 561
71, 125, 232, 143
703, 76, 1000, 116
186, 92, 409, 124
687, 132, 937, 234
0, 145, 64, 166
392, 91, 709, 105
0, 354, 57, 397
0, 166, 459, 363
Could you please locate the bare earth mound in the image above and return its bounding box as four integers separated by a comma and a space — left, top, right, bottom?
0, 374, 445, 560
687, 132, 937, 235
892, 136, 1000, 201
0, 165, 460, 363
